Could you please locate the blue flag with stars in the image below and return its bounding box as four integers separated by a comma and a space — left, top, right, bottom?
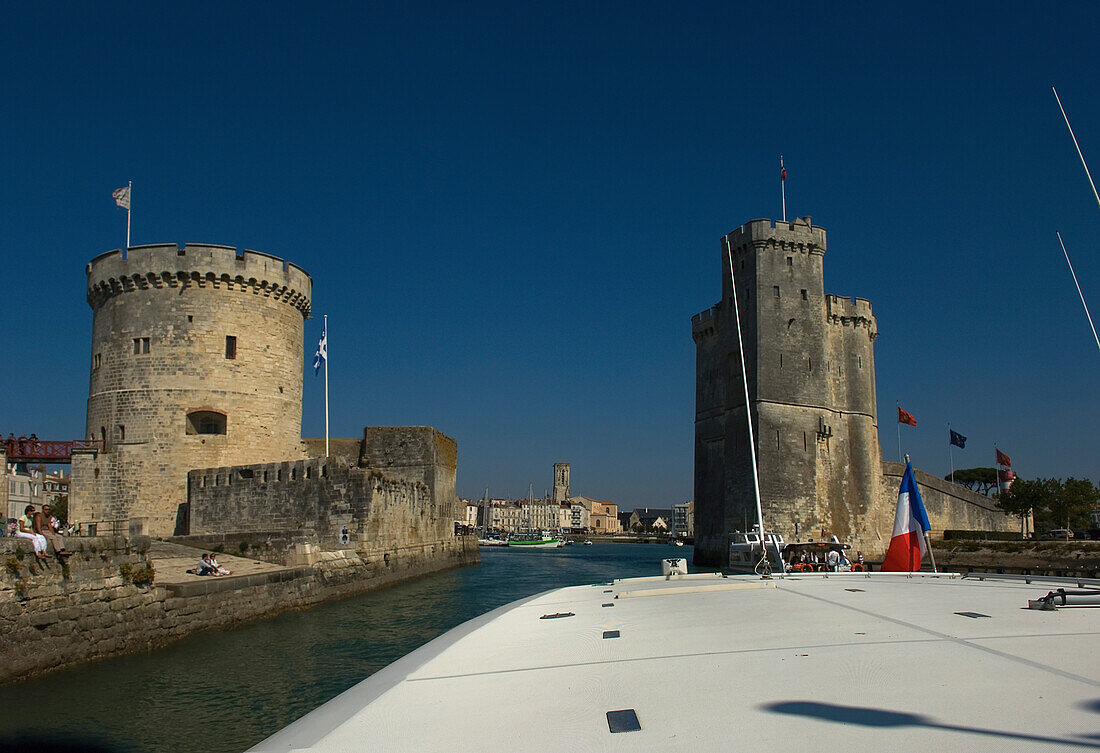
949, 429, 967, 449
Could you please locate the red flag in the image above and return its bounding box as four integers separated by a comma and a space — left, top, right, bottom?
897, 407, 917, 426
781, 167, 787, 181
996, 449, 1011, 467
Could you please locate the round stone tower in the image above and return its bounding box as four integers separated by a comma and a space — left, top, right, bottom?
74, 243, 311, 535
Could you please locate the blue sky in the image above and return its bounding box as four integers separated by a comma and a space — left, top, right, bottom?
2, 2, 1097, 507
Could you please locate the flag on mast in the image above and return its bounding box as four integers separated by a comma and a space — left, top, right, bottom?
897, 407, 917, 426
112, 185, 131, 209
881, 461, 931, 572
313, 323, 327, 374
996, 449, 1011, 467
949, 429, 967, 448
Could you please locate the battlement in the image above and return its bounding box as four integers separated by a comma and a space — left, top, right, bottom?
724, 217, 826, 255
86, 243, 312, 317
826, 295, 876, 332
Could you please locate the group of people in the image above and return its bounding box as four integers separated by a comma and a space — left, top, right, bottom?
14, 503, 70, 560
5, 433, 41, 457
195, 553, 231, 577
787, 548, 867, 572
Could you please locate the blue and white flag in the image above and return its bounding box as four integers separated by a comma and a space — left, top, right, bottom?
313, 324, 327, 374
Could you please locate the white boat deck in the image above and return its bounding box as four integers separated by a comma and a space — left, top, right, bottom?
251, 571, 1100, 752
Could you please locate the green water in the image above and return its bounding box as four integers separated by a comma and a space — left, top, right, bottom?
0, 543, 691, 753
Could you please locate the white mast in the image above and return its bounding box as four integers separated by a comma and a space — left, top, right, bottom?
1057, 234, 1100, 355
724, 235, 771, 569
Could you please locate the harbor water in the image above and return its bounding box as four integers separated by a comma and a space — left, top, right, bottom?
0, 542, 692, 753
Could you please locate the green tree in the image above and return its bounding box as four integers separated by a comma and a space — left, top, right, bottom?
49, 494, 69, 526
945, 467, 998, 495
1050, 477, 1098, 532
996, 477, 1053, 525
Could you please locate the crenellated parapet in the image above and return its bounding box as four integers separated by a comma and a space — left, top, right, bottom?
825, 295, 877, 339
724, 216, 826, 257
86, 244, 312, 317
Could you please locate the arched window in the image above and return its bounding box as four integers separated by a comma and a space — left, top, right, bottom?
186, 410, 227, 435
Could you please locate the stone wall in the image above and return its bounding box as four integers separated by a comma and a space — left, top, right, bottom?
186, 427, 458, 550
0, 535, 479, 685
881, 462, 1017, 539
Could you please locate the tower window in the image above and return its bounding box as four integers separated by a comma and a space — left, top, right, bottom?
93, 353, 101, 369
186, 410, 227, 435
801, 289, 807, 301
773, 286, 780, 298
858, 356, 863, 368
187, 315, 193, 323
132, 337, 150, 354
787, 257, 793, 267
225, 335, 237, 359
116, 425, 125, 441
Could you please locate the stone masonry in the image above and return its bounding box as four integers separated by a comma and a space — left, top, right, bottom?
71, 244, 311, 536
693, 218, 1014, 567
187, 427, 459, 550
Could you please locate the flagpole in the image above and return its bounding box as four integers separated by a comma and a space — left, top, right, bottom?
896, 402, 902, 463
323, 314, 329, 457
126, 180, 132, 249
780, 155, 787, 222
948, 423, 955, 485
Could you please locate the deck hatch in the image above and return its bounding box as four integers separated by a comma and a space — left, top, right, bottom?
606, 709, 641, 733
955, 611, 991, 618
602, 603, 614, 607
603, 630, 620, 639
845, 588, 865, 592
539, 612, 575, 620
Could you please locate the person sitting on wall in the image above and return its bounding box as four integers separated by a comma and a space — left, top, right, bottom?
210, 554, 231, 576
16, 505, 49, 560
196, 554, 216, 576
34, 504, 70, 558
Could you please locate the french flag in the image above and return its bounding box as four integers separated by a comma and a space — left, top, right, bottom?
881, 462, 931, 572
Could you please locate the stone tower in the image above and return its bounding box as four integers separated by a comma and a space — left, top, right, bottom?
70, 243, 311, 536
691, 218, 882, 566
553, 462, 570, 502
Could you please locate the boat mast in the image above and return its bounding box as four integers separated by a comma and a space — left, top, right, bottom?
724, 235, 769, 555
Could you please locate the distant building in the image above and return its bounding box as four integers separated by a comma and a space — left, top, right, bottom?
6, 463, 45, 520
589, 499, 620, 534
553, 463, 570, 502
673, 501, 694, 537
44, 470, 69, 505
629, 507, 673, 532
564, 496, 591, 533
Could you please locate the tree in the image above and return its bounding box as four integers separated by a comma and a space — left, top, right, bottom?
1049, 477, 1098, 532
945, 468, 998, 496
999, 477, 1099, 534
996, 477, 1053, 524
50, 494, 69, 526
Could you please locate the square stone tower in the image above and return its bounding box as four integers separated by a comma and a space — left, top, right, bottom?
691, 218, 883, 566
553, 462, 570, 502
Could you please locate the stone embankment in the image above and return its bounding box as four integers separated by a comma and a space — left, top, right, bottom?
0, 534, 479, 686
931, 540, 1100, 578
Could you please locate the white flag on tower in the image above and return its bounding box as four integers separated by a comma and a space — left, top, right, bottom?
112, 185, 131, 209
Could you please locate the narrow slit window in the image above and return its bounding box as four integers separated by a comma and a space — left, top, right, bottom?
132, 337, 150, 354
801, 289, 807, 300
225, 335, 237, 359
773, 285, 780, 298
787, 256, 793, 267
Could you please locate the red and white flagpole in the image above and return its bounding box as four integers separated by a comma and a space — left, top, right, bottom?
780, 155, 787, 222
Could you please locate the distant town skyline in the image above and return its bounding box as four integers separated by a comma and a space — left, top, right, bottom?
1, 3, 1097, 509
